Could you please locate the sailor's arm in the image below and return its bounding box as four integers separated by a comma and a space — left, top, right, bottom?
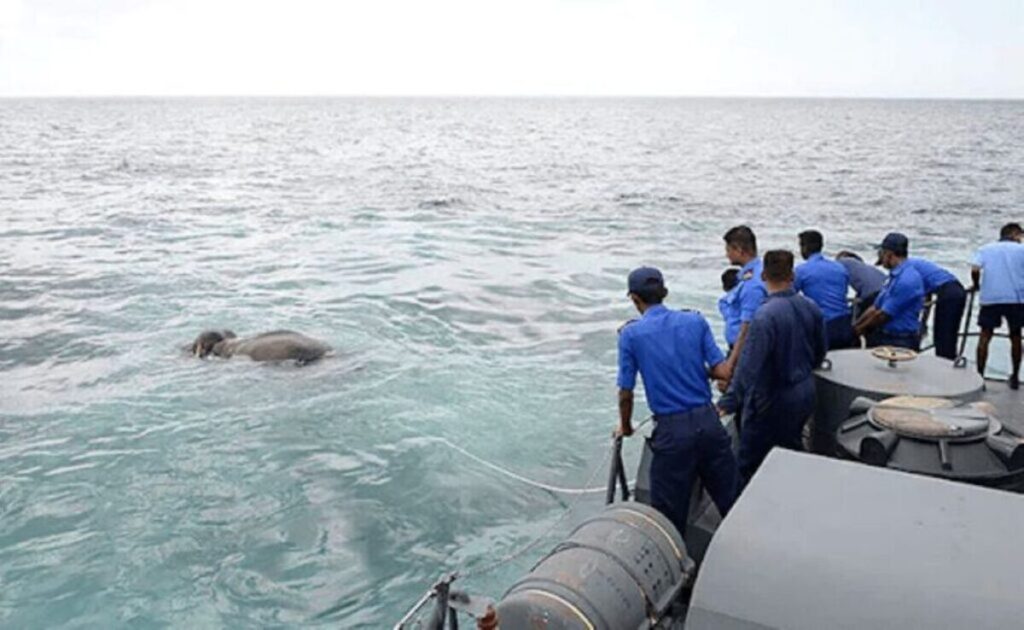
854, 305, 888, 336
617, 389, 634, 437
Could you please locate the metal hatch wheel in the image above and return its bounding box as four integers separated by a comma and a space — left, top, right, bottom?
836, 395, 1024, 491
812, 348, 984, 455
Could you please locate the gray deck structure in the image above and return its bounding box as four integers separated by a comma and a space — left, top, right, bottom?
685, 449, 1024, 630
983, 379, 1023, 433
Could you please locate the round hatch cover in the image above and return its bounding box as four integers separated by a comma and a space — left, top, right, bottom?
869, 403, 993, 440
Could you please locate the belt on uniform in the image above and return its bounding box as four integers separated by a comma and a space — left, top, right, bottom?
653, 404, 715, 423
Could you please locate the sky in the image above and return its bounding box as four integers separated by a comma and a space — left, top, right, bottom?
0, 0, 1021, 98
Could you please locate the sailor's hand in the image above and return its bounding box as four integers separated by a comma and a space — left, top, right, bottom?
613, 425, 634, 438
717, 406, 729, 418
715, 379, 729, 393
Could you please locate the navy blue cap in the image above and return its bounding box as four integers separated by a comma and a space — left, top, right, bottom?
875, 232, 909, 264
627, 266, 664, 295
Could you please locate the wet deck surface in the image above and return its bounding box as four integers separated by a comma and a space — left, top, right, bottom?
983, 379, 1023, 433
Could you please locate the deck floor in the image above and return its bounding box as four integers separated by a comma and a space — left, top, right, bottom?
983, 379, 1023, 433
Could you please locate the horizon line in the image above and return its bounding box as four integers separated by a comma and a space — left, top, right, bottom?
2, 93, 1022, 102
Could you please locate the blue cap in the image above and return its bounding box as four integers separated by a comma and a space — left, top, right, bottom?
627, 266, 665, 295
875, 232, 909, 264
876, 232, 909, 254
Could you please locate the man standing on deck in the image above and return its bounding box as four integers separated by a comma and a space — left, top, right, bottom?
794, 230, 854, 349
616, 267, 739, 535
836, 250, 886, 322
972, 223, 1024, 389
904, 250, 967, 360
853, 233, 926, 350
717, 250, 827, 482
720, 226, 768, 375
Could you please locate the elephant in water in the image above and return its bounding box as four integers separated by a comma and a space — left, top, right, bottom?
190, 330, 330, 365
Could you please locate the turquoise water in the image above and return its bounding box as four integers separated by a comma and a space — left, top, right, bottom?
1, 98, 1022, 627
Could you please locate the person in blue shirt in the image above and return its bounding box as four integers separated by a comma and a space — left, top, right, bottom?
718, 267, 741, 351
794, 230, 854, 350
853, 233, 926, 350
717, 250, 826, 482
836, 250, 886, 321
972, 222, 1024, 389
617, 267, 738, 535
721, 225, 768, 375
903, 252, 967, 360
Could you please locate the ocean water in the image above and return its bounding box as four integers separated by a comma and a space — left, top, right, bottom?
1, 97, 1022, 628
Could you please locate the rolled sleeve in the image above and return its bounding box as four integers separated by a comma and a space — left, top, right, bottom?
616, 330, 637, 390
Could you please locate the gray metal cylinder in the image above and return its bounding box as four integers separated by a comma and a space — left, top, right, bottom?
812, 349, 984, 455
496, 502, 692, 630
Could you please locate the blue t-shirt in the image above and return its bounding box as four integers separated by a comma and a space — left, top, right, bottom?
718, 286, 742, 345
874, 262, 926, 335
972, 240, 1024, 305
617, 305, 725, 416
794, 253, 852, 322
905, 258, 958, 293
837, 257, 886, 299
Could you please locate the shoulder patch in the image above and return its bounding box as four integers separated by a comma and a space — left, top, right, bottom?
741, 270, 754, 281
617, 319, 637, 334
679, 308, 700, 315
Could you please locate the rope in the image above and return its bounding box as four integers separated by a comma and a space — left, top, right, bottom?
459, 442, 612, 580
428, 416, 651, 496
437, 415, 653, 582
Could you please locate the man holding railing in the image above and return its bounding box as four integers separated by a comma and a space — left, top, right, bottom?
972, 222, 1024, 390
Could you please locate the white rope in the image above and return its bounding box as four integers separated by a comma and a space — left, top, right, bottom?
427, 416, 651, 496
459, 441, 614, 580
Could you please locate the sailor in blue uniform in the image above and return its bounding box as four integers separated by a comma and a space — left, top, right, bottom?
904, 253, 966, 360
854, 233, 926, 350
717, 250, 827, 482
836, 250, 886, 321
616, 267, 738, 535
794, 230, 854, 349
721, 225, 768, 372
718, 267, 741, 352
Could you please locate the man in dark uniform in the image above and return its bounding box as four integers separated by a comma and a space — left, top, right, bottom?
616, 267, 739, 535
836, 250, 886, 321
795, 230, 854, 349
904, 251, 967, 360
854, 233, 926, 350
717, 251, 827, 482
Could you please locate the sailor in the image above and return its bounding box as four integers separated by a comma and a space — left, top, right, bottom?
717, 250, 827, 482
616, 267, 739, 535
853, 233, 926, 350
721, 226, 768, 373
904, 250, 967, 360
794, 230, 854, 349
972, 222, 1024, 389
718, 267, 741, 352
836, 250, 886, 321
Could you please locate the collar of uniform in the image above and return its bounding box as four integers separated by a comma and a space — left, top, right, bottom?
768, 288, 798, 299
642, 304, 668, 318
807, 252, 824, 263
740, 257, 760, 275
889, 260, 908, 277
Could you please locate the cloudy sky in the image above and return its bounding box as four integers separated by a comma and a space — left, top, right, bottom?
0, 0, 1021, 97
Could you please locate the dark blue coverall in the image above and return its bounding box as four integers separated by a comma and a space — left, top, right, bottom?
723, 289, 827, 482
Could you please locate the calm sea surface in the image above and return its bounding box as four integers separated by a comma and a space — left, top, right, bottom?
1, 98, 1022, 627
